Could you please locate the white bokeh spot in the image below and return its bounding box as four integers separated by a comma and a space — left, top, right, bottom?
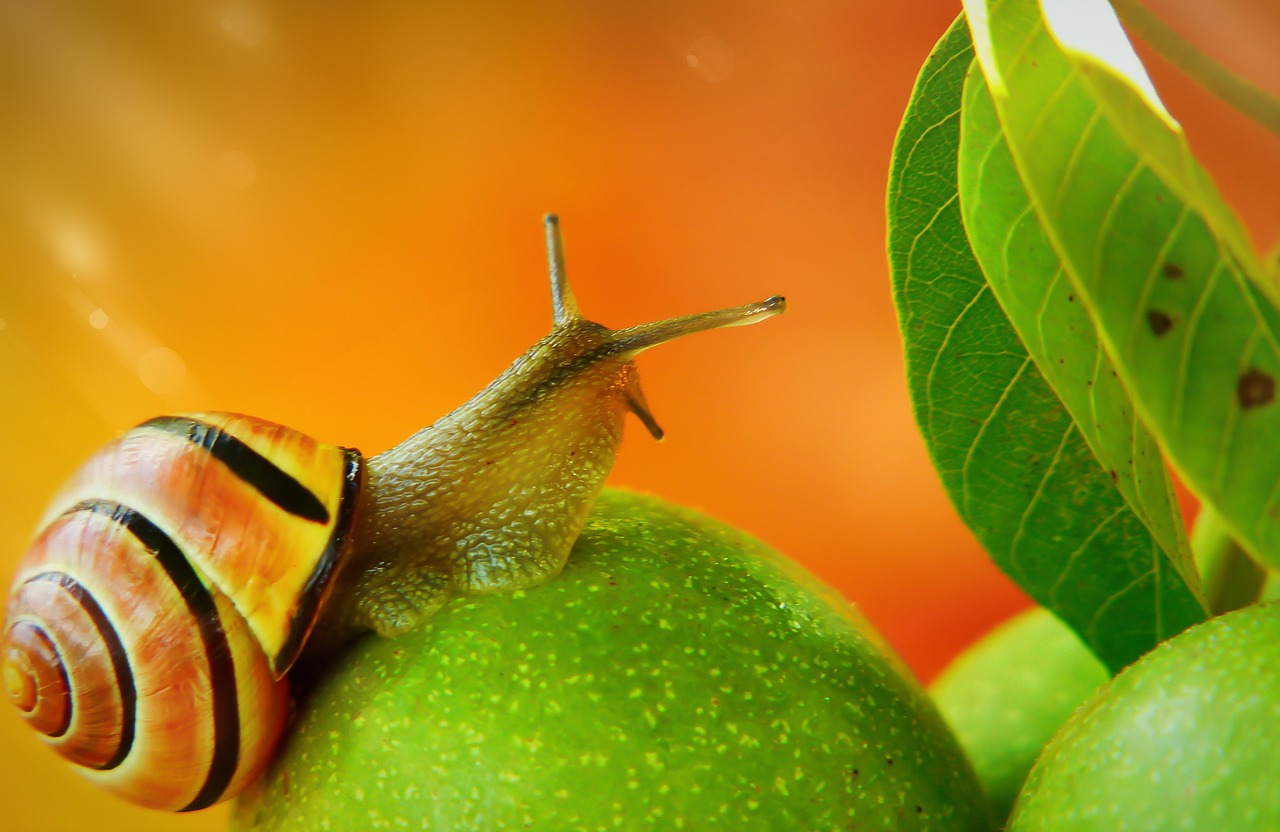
139, 347, 188, 395
686, 36, 735, 83
220, 2, 269, 47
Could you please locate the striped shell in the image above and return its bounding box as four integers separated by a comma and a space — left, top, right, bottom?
1, 413, 362, 811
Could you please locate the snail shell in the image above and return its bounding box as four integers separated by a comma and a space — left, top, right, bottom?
2, 413, 361, 811
1, 215, 784, 811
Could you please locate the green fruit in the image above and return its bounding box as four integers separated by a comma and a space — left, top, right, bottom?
233, 490, 989, 831
930, 607, 1108, 827
930, 607, 1107, 825
1009, 602, 1280, 831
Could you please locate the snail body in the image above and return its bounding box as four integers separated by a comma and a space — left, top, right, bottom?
1, 216, 784, 810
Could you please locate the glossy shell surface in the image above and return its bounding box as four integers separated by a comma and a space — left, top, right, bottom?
2, 413, 362, 810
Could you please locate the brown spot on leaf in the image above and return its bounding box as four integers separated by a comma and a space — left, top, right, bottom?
1109, 469, 1118, 484
1163, 263, 1184, 279
1147, 310, 1173, 336
1239, 369, 1276, 409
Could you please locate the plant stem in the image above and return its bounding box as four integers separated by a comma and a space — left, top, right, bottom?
1191, 506, 1267, 615
1111, 0, 1280, 137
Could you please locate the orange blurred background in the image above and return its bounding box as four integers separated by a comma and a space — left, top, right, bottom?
0, 2, 1276, 830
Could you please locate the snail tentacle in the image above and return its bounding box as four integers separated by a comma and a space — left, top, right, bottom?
1, 217, 784, 810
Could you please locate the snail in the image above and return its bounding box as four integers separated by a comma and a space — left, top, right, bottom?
0, 215, 785, 812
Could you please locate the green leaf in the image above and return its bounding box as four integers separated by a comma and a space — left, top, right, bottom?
963, 0, 1280, 571
955, 68, 1204, 626
887, 16, 1204, 672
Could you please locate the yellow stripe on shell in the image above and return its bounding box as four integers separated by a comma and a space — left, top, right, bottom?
35, 413, 355, 678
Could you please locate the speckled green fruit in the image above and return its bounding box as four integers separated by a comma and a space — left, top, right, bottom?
232, 490, 989, 831
930, 608, 1108, 828
1009, 602, 1280, 831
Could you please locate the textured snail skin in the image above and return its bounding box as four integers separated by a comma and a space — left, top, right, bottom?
0, 216, 784, 811
314, 321, 651, 648
309, 217, 786, 652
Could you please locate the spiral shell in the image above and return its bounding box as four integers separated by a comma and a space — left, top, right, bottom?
1, 216, 786, 812
1, 413, 362, 810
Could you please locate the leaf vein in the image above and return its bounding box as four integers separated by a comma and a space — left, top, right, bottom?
1212, 324, 1261, 493
1170, 263, 1223, 442
1087, 568, 1156, 645
1048, 504, 1128, 604
1124, 200, 1191, 363
1006, 421, 1077, 585
960, 356, 1035, 518
1049, 108, 1104, 219
1091, 162, 1145, 297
